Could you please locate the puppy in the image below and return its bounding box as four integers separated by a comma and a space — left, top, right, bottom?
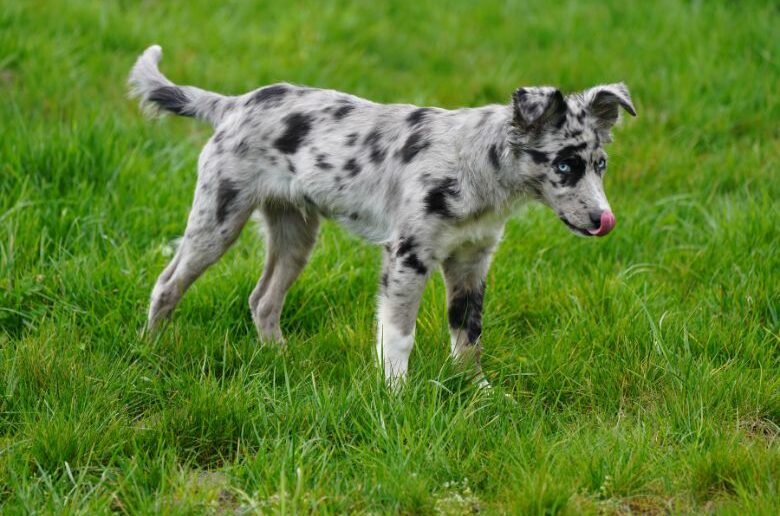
129, 45, 635, 386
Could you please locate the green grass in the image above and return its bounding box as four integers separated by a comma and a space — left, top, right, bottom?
1, 0, 779, 513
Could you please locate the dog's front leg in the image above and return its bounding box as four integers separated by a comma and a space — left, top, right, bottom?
442, 243, 497, 387
376, 241, 432, 388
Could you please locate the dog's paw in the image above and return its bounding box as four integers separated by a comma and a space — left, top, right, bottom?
257, 327, 287, 349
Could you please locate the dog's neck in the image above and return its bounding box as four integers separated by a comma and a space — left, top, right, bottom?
452, 105, 541, 220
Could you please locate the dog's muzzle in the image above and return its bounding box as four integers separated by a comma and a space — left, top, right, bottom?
588, 210, 616, 236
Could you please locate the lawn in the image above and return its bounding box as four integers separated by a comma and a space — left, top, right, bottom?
1, 0, 778, 513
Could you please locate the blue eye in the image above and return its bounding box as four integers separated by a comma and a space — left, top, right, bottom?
556, 162, 571, 173
597, 158, 607, 171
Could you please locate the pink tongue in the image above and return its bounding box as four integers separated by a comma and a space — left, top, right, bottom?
589, 210, 616, 236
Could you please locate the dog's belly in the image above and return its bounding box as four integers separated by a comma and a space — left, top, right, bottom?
292, 169, 402, 244
298, 187, 394, 244
336, 213, 394, 243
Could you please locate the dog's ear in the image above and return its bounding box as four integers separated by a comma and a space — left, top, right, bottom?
584, 83, 636, 130
512, 86, 567, 133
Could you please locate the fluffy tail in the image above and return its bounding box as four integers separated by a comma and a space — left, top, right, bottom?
128, 45, 230, 126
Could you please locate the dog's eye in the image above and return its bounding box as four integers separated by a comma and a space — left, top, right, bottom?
556, 162, 571, 173
597, 158, 607, 171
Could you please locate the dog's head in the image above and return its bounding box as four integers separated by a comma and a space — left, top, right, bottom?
509, 83, 635, 237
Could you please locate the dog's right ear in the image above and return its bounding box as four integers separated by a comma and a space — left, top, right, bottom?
584, 83, 636, 131
512, 86, 567, 133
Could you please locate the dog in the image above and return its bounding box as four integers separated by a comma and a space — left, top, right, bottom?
129, 45, 635, 387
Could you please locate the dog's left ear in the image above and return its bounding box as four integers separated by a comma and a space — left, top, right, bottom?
512, 86, 567, 133
584, 83, 636, 130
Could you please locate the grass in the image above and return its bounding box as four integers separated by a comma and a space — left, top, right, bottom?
1, 0, 778, 513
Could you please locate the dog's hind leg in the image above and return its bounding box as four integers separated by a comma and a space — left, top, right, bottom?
147, 167, 255, 332
441, 242, 497, 387
249, 202, 319, 343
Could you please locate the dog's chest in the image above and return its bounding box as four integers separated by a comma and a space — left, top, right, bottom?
434, 210, 509, 259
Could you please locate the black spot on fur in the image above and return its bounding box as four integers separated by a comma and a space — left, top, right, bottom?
274, 113, 313, 154
402, 253, 427, 275
363, 129, 387, 164
381, 272, 389, 288
554, 142, 588, 162
247, 85, 289, 107
554, 110, 567, 129
488, 144, 500, 171
424, 177, 459, 218
344, 158, 362, 177
216, 179, 240, 223
148, 86, 193, 116
370, 147, 386, 164
349, 212, 359, 221
364, 130, 380, 146
406, 108, 431, 126
233, 138, 249, 157
315, 153, 333, 170
333, 104, 355, 120
286, 158, 297, 175
524, 149, 549, 164
396, 236, 416, 256
551, 143, 588, 187
345, 132, 359, 146
448, 283, 485, 344
399, 131, 431, 163
554, 155, 586, 187
213, 130, 226, 143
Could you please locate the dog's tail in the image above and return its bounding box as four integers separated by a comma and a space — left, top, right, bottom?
128, 45, 231, 126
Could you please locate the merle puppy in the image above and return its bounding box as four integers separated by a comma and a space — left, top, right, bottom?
129, 45, 635, 387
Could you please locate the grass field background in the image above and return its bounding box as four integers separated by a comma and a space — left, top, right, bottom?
1, 0, 779, 513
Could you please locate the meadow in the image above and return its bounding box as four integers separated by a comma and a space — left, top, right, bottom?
1, 0, 778, 513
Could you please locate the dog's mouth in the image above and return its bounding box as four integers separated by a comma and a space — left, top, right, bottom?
561, 217, 594, 237
560, 213, 616, 237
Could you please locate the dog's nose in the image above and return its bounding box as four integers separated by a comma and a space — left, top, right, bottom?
588, 210, 616, 236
